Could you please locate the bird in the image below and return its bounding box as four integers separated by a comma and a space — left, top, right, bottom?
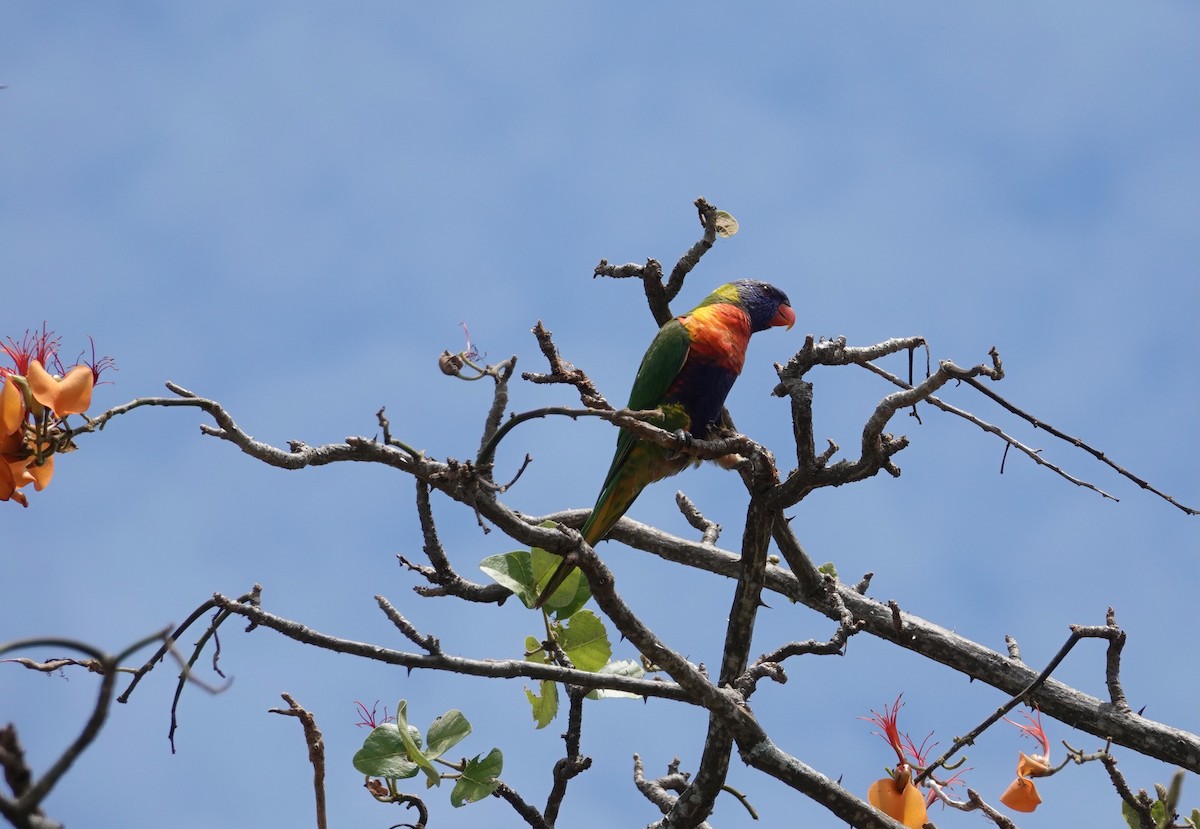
533, 279, 795, 609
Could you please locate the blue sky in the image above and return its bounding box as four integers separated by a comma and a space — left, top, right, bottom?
2, 4, 1197, 828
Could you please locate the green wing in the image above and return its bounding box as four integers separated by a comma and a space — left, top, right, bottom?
625, 318, 691, 413
611, 318, 691, 475
580, 320, 692, 543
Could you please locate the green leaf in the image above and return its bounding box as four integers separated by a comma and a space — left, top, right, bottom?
1165, 770, 1185, 812
1121, 799, 1141, 829
1151, 800, 1168, 826
557, 609, 611, 672
524, 635, 559, 727
1188, 808, 1200, 828
713, 210, 739, 237
525, 681, 558, 728
426, 710, 471, 760
396, 700, 441, 788
352, 722, 422, 780
480, 521, 592, 614
480, 550, 536, 606
531, 539, 591, 617
817, 562, 838, 579
586, 659, 646, 700
451, 748, 503, 807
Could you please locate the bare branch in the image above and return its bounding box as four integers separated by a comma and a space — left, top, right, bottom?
960, 374, 1199, 515
521, 321, 608, 408
662, 197, 720, 305
268, 694, 327, 829
675, 491, 722, 545
374, 596, 442, 655
635, 755, 715, 829
582, 516, 1200, 771
858, 359, 1120, 502
543, 687, 590, 827
917, 608, 1133, 783
0, 630, 170, 826
207, 591, 691, 701
400, 480, 511, 603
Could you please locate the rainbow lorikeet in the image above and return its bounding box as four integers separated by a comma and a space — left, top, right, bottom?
534, 279, 795, 609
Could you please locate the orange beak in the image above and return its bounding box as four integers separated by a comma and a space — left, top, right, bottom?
772, 303, 796, 330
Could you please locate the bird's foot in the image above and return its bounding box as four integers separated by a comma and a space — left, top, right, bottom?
667, 429, 694, 460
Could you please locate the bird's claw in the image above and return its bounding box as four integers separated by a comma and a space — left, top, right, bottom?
667, 429, 694, 460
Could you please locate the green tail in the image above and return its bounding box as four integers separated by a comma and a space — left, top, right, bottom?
533, 438, 686, 609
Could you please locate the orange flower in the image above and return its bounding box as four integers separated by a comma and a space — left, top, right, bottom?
27, 360, 94, 417
999, 771, 1043, 812
0, 455, 34, 506
0, 329, 113, 507
862, 696, 931, 828
1, 375, 25, 437
868, 765, 930, 828
999, 708, 1051, 813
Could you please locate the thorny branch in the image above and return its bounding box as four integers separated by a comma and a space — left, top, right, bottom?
10, 198, 1193, 829
61, 324, 1199, 753
915, 607, 1131, 785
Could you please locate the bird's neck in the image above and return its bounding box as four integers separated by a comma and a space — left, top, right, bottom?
679, 304, 752, 374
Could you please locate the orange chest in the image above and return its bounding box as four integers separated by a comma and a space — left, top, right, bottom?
680, 306, 751, 373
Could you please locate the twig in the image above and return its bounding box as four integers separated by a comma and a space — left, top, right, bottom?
741, 575, 866, 695
492, 782, 550, 829
521, 321, 607, 408
375, 596, 441, 654
675, 492, 722, 545
118, 586, 258, 703
268, 694, 327, 829
165, 592, 253, 752
206, 592, 691, 701
662, 197, 721, 307
916, 608, 1131, 783
634, 755, 715, 829
858, 360, 1120, 502
543, 687, 591, 826
960, 375, 1198, 515
963, 788, 1018, 829
400, 480, 511, 603
0, 629, 170, 825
